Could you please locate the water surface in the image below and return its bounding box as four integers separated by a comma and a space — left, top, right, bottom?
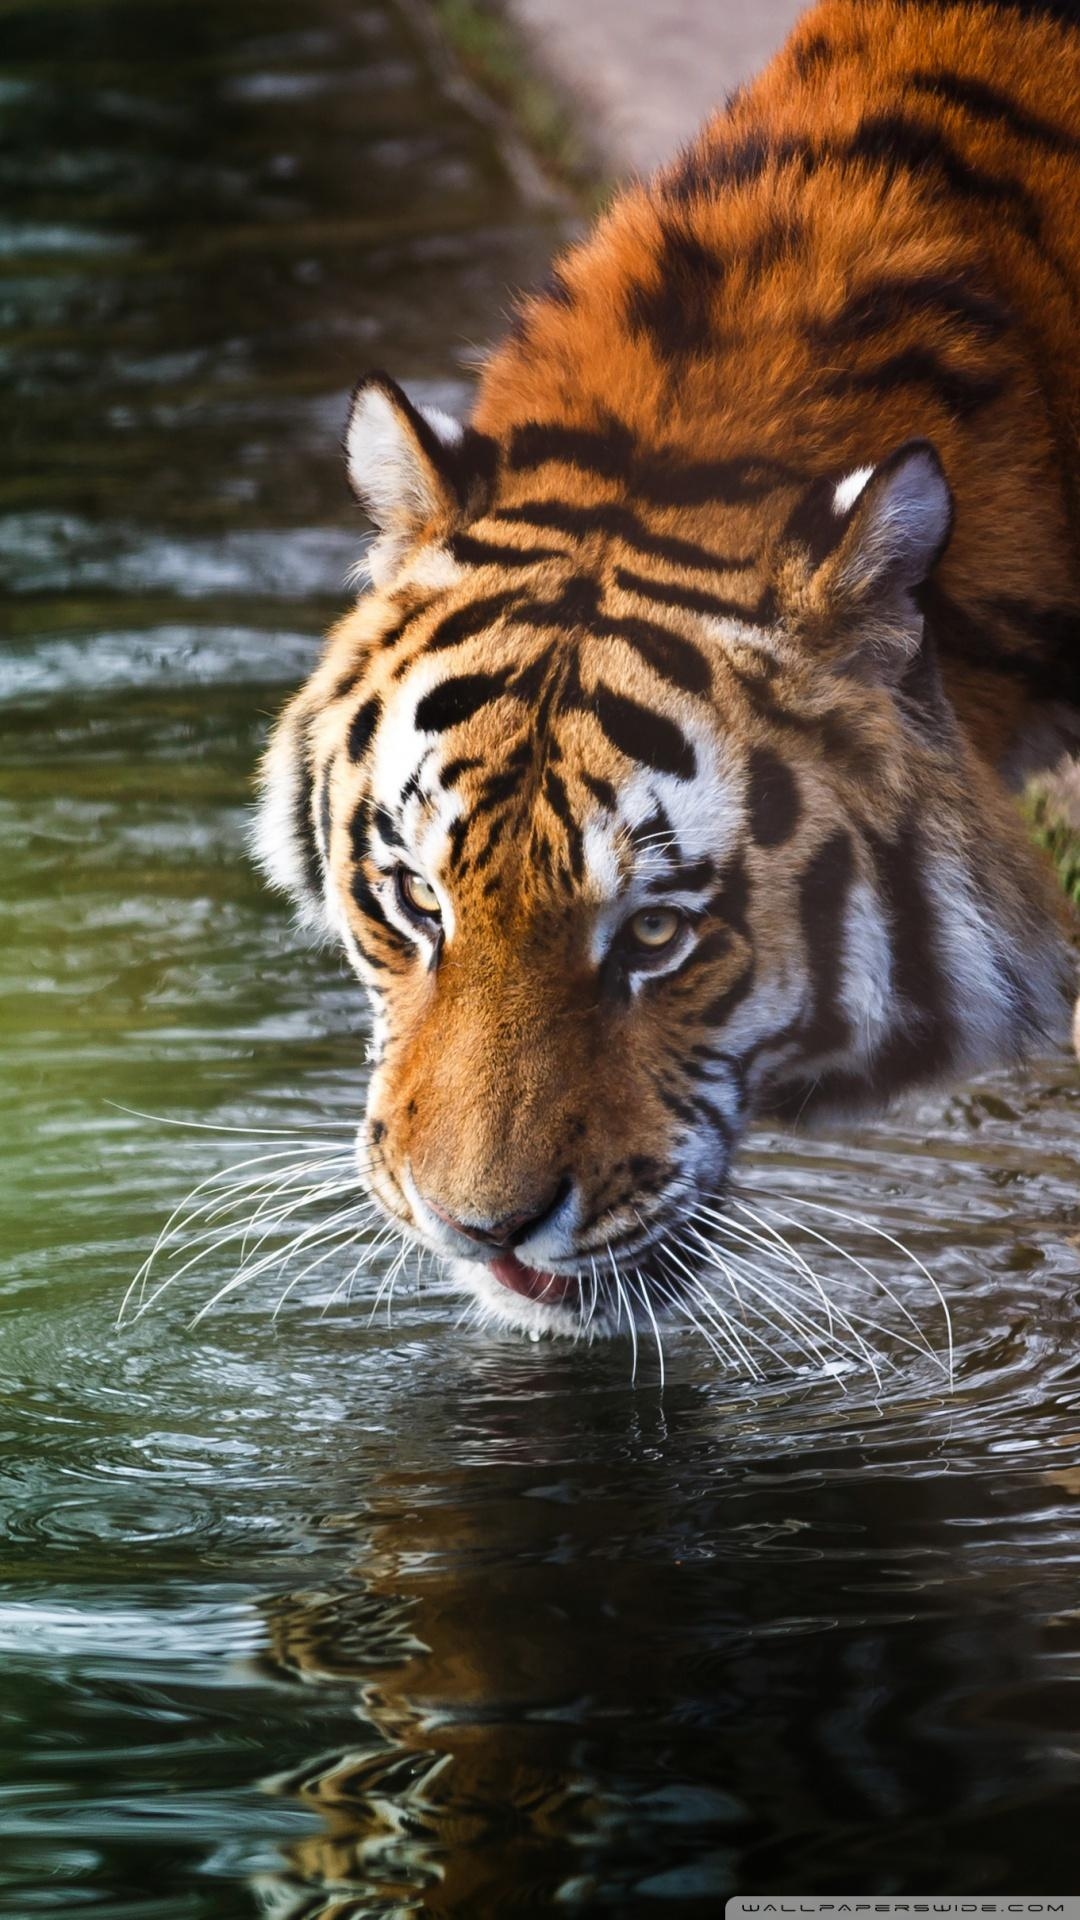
4, 2, 1080, 1912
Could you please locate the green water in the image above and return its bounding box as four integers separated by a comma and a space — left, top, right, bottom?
4, 1, 1080, 1912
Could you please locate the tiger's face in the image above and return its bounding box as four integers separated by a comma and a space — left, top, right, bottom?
256, 377, 1071, 1338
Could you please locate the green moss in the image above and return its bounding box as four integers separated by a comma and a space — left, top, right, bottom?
433, 0, 602, 199
1024, 782, 1080, 911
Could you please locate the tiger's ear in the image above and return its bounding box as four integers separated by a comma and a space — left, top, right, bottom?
792, 440, 954, 681
345, 373, 496, 584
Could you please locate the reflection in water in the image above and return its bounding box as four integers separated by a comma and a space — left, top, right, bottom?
3, 0, 1080, 1912
251, 1348, 1080, 1916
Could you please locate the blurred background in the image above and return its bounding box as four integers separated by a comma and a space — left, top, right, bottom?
3, 1, 1080, 1914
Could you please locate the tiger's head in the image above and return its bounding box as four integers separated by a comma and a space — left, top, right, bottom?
255, 374, 1071, 1339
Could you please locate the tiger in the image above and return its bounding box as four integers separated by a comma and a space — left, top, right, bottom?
255, 0, 1080, 1344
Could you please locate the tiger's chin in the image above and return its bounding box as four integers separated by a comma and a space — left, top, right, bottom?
449, 1254, 607, 1341
448, 1234, 695, 1342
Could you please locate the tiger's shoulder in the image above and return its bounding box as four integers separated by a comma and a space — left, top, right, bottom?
474, 0, 1080, 768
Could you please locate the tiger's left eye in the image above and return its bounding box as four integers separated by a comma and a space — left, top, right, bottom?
396, 868, 441, 922
624, 906, 684, 953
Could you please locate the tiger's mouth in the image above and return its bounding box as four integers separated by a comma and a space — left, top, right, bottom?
488, 1253, 578, 1305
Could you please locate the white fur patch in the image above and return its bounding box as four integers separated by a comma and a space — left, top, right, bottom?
924, 856, 1018, 1069
250, 710, 333, 939
399, 545, 464, 593
833, 466, 874, 516
837, 876, 893, 1064
419, 403, 463, 446
346, 384, 438, 531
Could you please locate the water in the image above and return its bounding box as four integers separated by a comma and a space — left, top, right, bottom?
3, 0, 1080, 1910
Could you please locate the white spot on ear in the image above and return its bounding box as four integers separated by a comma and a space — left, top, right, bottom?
833, 465, 874, 516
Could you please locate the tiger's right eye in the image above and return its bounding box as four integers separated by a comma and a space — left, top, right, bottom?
396, 868, 441, 923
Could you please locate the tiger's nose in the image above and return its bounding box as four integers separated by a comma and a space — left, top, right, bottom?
425, 1181, 569, 1251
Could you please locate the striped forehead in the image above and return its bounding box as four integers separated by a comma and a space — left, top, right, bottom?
365, 643, 744, 894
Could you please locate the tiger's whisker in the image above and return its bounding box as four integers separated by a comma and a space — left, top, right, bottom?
734, 1190, 954, 1384
658, 1243, 763, 1375
730, 1196, 949, 1378
689, 1210, 881, 1380
632, 1267, 666, 1388
608, 1248, 638, 1382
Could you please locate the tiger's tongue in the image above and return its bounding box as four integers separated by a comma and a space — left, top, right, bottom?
489, 1253, 575, 1304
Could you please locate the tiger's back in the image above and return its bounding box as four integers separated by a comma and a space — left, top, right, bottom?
477, 0, 1080, 769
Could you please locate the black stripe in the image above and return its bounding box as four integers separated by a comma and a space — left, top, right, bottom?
293, 738, 321, 903
746, 746, 801, 847
599, 611, 712, 696
782, 474, 854, 567
844, 111, 1042, 236
656, 1082, 734, 1144
472, 765, 526, 817
582, 771, 617, 810
423, 590, 520, 654
448, 534, 559, 569
691, 960, 753, 1036
666, 110, 1043, 243
331, 663, 365, 702
440, 755, 483, 787
636, 451, 803, 509
507, 420, 636, 480
516, 575, 601, 630
811, 272, 1011, 349
493, 499, 756, 574
728, 663, 821, 734
821, 347, 1006, 420
510, 641, 560, 710
543, 265, 575, 307
646, 856, 716, 894
625, 221, 726, 361
630, 802, 675, 854
371, 803, 405, 851
708, 852, 750, 937
614, 564, 774, 628
414, 670, 511, 733
742, 212, 807, 280
506, 419, 804, 509
666, 131, 815, 201
472, 814, 506, 874
346, 695, 382, 764
988, 594, 1080, 675
664, 924, 734, 981
863, 817, 953, 1091
909, 68, 1080, 153
798, 830, 855, 1059
446, 814, 469, 871
592, 685, 696, 780
792, 30, 834, 79
543, 766, 585, 881
348, 800, 399, 941
379, 605, 426, 651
